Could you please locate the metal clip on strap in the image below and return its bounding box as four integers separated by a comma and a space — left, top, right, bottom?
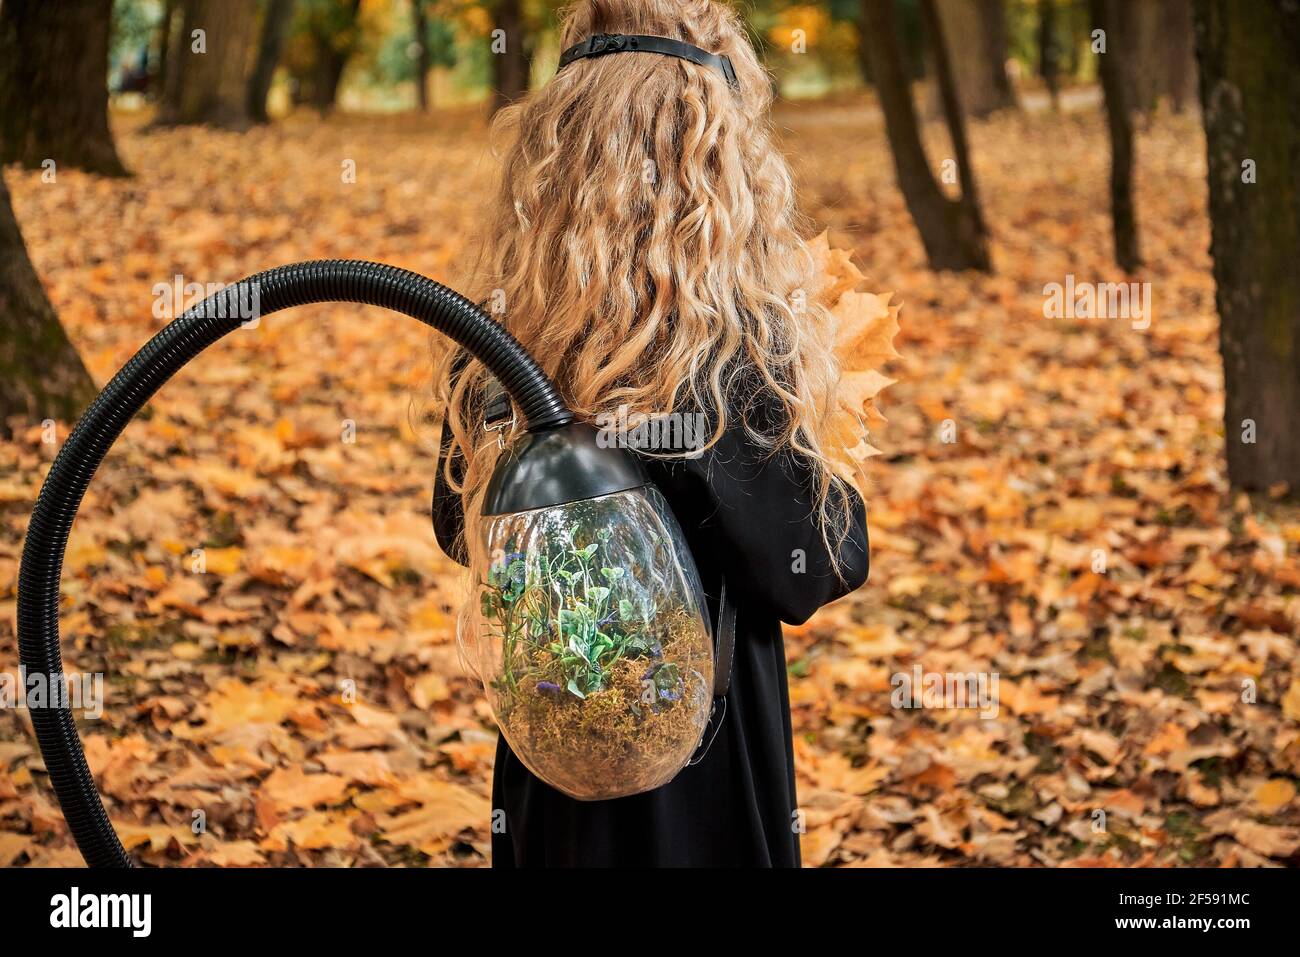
482, 377, 515, 449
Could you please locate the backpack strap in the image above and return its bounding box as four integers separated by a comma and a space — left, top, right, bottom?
483, 376, 513, 429
689, 579, 735, 765
712, 579, 736, 697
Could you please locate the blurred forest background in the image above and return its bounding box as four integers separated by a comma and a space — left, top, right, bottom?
2, 0, 1300, 868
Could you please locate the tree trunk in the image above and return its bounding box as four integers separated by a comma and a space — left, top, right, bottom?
1091, 0, 1141, 271
922, 0, 988, 216
1065, 0, 1084, 77
248, 0, 296, 123
857, 17, 875, 88
299, 0, 362, 114
492, 0, 530, 114
0, 0, 127, 177
1195, 0, 1300, 491
0, 177, 97, 430
1127, 0, 1198, 115
311, 55, 347, 113
412, 0, 432, 112
862, 0, 991, 272
1162, 0, 1197, 113
1039, 0, 1060, 110
980, 0, 1018, 110
156, 0, 177, 101
158, 0, 258, 128
1129, 0, 1162, 114
928, 0, 1016, 118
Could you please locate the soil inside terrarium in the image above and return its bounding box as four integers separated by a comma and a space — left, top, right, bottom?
494, 606, 712, 799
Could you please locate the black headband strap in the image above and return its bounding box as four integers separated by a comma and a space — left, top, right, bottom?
557, 33, 739, 89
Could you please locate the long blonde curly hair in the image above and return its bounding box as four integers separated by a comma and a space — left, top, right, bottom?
433, 0, 854, 577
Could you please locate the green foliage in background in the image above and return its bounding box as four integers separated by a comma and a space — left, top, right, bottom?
109, 0, 162, 77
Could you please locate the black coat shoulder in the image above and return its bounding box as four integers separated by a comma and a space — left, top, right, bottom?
639, 391, 869, 625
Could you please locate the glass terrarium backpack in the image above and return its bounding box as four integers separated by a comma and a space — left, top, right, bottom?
448, 380, 735, 802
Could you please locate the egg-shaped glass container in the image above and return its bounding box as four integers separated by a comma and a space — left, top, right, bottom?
474, 486, 713, 800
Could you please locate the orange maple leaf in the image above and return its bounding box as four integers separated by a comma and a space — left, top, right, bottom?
807, 231, 902, 483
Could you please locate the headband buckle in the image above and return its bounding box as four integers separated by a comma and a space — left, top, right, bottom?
588, 33, 630, 55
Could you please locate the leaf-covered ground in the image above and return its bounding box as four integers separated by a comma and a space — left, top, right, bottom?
2, 98, 1299, 867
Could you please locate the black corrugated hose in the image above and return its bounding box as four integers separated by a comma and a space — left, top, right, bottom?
16, 260, 573, 867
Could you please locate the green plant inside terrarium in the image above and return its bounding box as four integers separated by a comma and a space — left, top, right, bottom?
479, 526, 685, 713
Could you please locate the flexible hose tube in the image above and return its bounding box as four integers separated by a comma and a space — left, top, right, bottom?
17, 260, 572, 867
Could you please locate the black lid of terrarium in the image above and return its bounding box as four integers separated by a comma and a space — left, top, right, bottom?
483, 422, 648, 516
